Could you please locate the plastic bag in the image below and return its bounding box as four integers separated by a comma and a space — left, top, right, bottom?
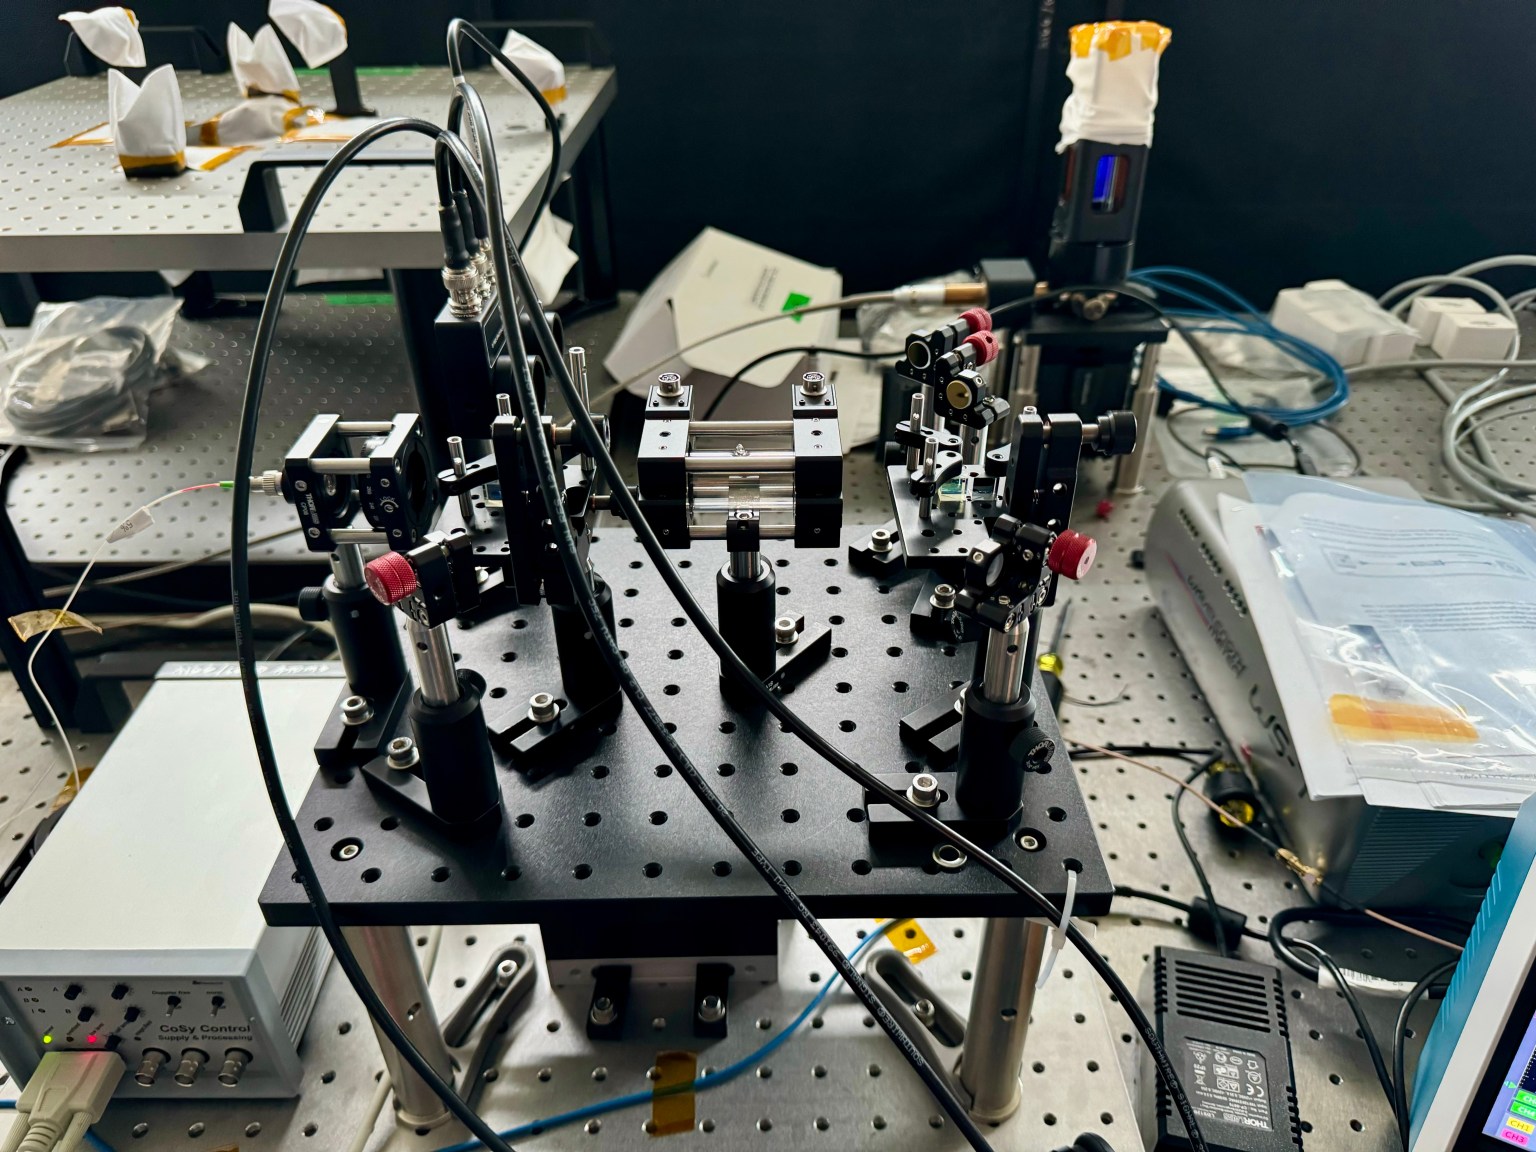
1238, 474, 1536, 799
0, 297, 184, 452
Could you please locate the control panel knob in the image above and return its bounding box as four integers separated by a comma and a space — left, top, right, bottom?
1046, 530, 1097, 581
63, 984, 82, 1001
364, 551, 418, 606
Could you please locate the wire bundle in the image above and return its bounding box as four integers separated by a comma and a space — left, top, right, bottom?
1127, 265, 1350, 430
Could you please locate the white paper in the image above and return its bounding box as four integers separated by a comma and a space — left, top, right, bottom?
228, 23, 301, 101
1057, 22, 1170, 151
268, 0, 348, 68
523, 212, 578, 302
60, 7, 144, 67
494, 29, 566, 102
108, 65, 184, 170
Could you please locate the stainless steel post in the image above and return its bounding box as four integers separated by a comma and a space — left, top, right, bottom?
446, 435, 473, 522
957, 918, 1048, 1122
980, 616, 1030, 704
340, 925, 454, 1129
407, 618, 460, 707
905, 392, 925, 470
1113, 342, 1161, 496
728, 550, 760, 580
1008, 338, 1041, 413
961, 425, 989, 466
568, 347, 595, 481
329, 542, 365, 591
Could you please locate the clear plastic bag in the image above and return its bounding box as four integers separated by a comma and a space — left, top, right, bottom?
0, 297, 184, 452
1239, 474, 1536, 802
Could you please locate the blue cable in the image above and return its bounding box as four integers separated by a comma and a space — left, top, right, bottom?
435, 922, 899, 1151
1128, 265, 1350, 428
0, 1098, 116, 1152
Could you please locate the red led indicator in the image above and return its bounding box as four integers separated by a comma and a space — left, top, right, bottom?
86, 1034, 98, 1044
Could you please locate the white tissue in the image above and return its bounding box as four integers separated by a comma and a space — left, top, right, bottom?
524, 213, 579, 302
268, 0, 348, 68
1057, 21, 1171, 152
60, 7, 145, 68
228, 22, 301, 102
188, 96, 325, 146
108, 65, 185, 173
493, 29, 567, 104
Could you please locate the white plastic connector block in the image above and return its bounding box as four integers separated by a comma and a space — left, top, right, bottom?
1270, 279, 1418, 367
2, 1051, 123, 1152
1408, 296, 1485, 344
1431, 311, 1518, 361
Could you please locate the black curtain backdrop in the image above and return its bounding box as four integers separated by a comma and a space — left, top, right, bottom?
4, 1, 1532, 303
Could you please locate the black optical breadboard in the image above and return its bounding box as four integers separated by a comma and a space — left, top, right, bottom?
1140, 947, 1303, 1152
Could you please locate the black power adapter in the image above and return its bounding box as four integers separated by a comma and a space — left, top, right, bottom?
1139, 947, 1304, 1151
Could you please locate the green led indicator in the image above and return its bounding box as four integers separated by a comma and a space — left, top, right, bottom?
40, 1033, 52, 1044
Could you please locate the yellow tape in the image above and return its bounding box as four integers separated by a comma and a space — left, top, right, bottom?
9, 610, 102, 642
879, 918, 937, 964
542, 84, 567, 104
649, 1050, 696, 1136
50, 122, 111, 148
193, 146, 250, 172
1329, 693, 1478, 743
119, 151, 186, 174
1069, 21, 1171, 60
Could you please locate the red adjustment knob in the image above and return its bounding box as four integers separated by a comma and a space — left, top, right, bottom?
364, 551, 418, 606
1046, 530, 1097, 581
963, 330, 1000, 366
959, 307, 993, 334
1095, 498, 1115, 520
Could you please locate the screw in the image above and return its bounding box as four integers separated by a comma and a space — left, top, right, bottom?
337, 842, 360, 861
307, 527, 321, 538
907, 774, 941, 808
800, 371, 827, 396
912, 998, 936, 1025
294, 480, 309, 493
386, 737, 419, 769
339, 695, 373, 727
656, 372, 682, 397
870, 528, 893, 553
590, 996, 617, 1026
970, 549, 986, 564
775, 615, 799, 645
496, 959, 518, 987
1016, 831, 1042, 852
930, 583, 955, 610
697, 994, 726, 1023
529, 692, 560, 724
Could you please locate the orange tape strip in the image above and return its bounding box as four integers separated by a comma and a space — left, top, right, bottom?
649, 1050, 696, 1136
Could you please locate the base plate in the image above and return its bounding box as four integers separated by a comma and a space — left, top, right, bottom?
261, 529, 1110, 932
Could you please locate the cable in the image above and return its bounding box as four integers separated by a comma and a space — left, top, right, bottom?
229, 115, 529, 1152
469, 44, 1211, 1152
1171, 758, 1229, 958
1112, 886, 1266, 936
38, 526, 302, 599
1073, 741, 1469, 955
19, 481, 234, 826
1289, 937, 1397, 1116
446, 63, 995, 1151
1393, 958, 1459, 1150
437, 922, 898, 1151
444, 21, 558, 250
698, 345, 902, 420
1266, 907, 1470, 985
